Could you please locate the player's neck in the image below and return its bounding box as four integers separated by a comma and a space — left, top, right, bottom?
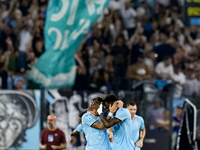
131, 116, 135, 121
88, 110, 97, 117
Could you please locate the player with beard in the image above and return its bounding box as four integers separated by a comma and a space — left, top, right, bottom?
40, 114, 66, 150
126, 101, 146, 150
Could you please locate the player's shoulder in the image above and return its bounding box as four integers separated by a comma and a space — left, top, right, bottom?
77, 123, 82, 127
82, 112, 91, 118
82, 112, 95, 122
118, 108, 129, 112
82, 112, 89, 121
117, 108, 130, 115
135, 115, 144, 121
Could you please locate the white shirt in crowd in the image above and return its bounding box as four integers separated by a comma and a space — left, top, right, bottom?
155, 61, 174, 78
136, 6, 145, 18
18, 30, 32, 53
166, 17, 184, 29
108, 0, 121, 11
121, 8, 137, 29
172, 72, 186, 85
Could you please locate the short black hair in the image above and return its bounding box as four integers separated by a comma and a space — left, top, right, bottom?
104, 94, 118, 103
93, 97, 104, 103
126, 101, 136, 107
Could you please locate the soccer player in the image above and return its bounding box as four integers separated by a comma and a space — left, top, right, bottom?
40, 114, 66, 150
70, 110, 87, 144
98, 94, 135, 150
82, 97, 112, 150
126, 101, 146, 150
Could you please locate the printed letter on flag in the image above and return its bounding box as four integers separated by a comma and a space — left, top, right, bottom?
27, 0, 110, 88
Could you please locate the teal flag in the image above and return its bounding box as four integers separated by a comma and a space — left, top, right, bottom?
28, 0, 110, 89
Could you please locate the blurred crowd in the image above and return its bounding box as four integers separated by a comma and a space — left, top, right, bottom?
0, 0, 47, 89
0, 0, 200, 98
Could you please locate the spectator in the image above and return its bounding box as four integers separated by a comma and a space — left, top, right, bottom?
184, 68, 199, 96
32, 37, 44, 58
146, 99, 165, 130
0, 0, 199, 95
155, 56, 174, 82
155, 110, 170, 131
6, 37, 17, 73
153, 32, 176, 62
3, 0, 22, 29
108, 0, 121, 11
110, 35, 129, 89
19, 0, 30, 16
121, 0, 137, 38
100, 71, 113, 91
88, 55, 102, 77
73, 54, 87, 90
130, 22, 147, 64
172, 105, 182, 133
166, 10, 184, 30
88, 69, 104, 91
17, 19, 32, 72
109, 19, 129, 43
126, 55, 152, 81
144, 50, 157, 72
25, 50, 36, 71
136, 1, 149, 20
0, 50, 9, 89
156, 0, 170, 6
13, 70, 27, 89
40, 114, 67, 150
172, 64, 186, 98
172, 105, 183, 149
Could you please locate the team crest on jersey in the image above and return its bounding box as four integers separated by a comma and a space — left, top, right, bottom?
87, 116, 92, 121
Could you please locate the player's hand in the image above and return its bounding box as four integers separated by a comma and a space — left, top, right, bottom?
70, 136, 75, 144
117, 100, 123, 108
136, 139, 143, 148
109, 101, 118, 113
97, 103, 103, 115
51, 145, 57, 150
40, 145, 47, 150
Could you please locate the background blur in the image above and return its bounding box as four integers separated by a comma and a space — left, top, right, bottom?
0, 0, 200, 150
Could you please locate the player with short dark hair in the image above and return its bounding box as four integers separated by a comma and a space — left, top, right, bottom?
82, 97, 112, 150
126, 101, 146, 150
70, 110, 87, 144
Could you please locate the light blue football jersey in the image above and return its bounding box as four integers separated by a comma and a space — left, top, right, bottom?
112, 108, 135, 150
75, 123, 83, 132
131, 115, 145, 150
82, 112, 111, 150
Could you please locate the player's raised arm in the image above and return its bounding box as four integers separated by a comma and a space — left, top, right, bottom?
98, 102, 121, 128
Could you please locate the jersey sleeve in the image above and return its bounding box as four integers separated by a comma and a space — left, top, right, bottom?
115, 108, 129, 121
82, 114, 97, 126
76, 123, 83, 132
